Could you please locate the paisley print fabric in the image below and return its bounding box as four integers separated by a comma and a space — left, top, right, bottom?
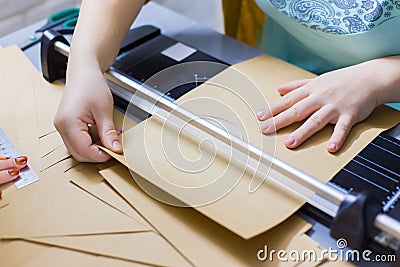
268, 0, 400, 34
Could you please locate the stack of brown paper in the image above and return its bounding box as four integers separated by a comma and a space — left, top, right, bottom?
118, 54, 400, 238
1, 44, 394, 265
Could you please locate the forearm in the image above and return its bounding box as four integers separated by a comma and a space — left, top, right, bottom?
69, 0, 145, 73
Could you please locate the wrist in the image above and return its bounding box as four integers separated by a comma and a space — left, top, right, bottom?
68, 34, 114, 73
361, 57, 400, 106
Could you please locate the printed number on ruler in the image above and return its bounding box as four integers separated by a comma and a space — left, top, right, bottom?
0, 127, 39, 189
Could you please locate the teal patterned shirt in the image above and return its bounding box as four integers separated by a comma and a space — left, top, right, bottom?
255, 0, 400, 74
261, 0, 400, 34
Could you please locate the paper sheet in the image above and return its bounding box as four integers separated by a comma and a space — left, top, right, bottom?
100, 164, 328, 266
0, 173, 150, 238
39, 131, 64, 158
0, 240, 51, 266
40, 143, 71, 171
0, 200, 8, 209
67, 162, 153, 229
0, 46, 42, 172
27, 232, 191, 267
116, 54, 400, 239
320, 260, 354, 266
0, 240, 149, 267
34, 79, 65, 138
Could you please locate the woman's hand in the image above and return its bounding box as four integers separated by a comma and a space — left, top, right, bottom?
54, 64, 121, 162
52, 0, 143, 163
0, 156, 28, 184
257, 57, 400, 152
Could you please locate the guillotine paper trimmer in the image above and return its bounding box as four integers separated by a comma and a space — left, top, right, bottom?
41, 25, 400, 262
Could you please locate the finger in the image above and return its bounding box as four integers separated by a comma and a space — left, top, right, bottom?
258, 89, 309, 121
327, 115, 354, 153
0, 168, 20, 184
260, 98, 320, 134
284, 106, 335, 149
67, 130, 111, 162
97, 116, 122, 154
56, 121, 111, 163
0, 156, 28, 170
277, 79, 311, 95
256, 105, 273, 121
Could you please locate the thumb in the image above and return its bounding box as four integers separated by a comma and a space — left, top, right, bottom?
97, 116, 123, 153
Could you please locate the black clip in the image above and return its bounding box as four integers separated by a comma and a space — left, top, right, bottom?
41, 29, 69, 82
330, 191, 381, 250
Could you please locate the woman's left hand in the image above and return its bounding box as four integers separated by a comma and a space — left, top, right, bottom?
0, 156, 28, 184
257, 57, 400, 153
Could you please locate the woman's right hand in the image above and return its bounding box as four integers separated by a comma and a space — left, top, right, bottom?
54, 62, 122, 162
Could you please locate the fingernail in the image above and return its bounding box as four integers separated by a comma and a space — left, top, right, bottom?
8, 168, 20, 176
256, 111, 265, 119
328, 142, 337, 152
277, 86, 286, 95
15, 156, 28, 166
285, 136, 296, 147
112, 140, 122, 150
0, 156, 9, 160
261, 121, 270, 132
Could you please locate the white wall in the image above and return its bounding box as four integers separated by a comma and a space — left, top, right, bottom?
0, 0, 81, 37
0, 0, 222, 37
154, 0, 223, 33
